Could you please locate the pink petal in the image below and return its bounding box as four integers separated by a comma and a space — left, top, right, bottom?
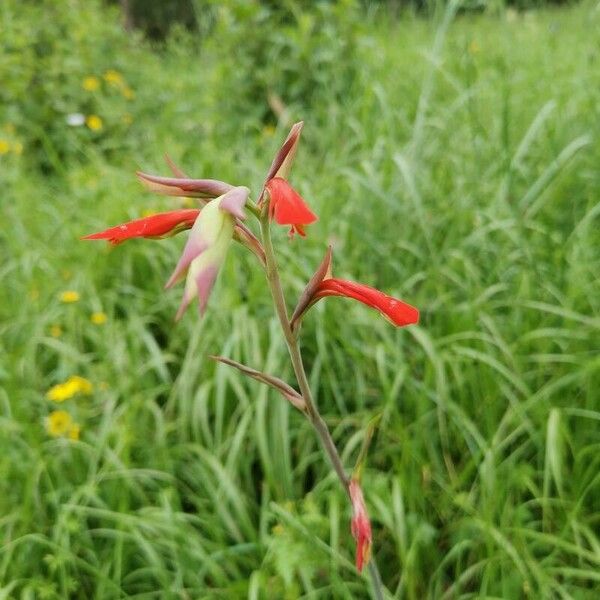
195, 265, 219, 315
165, 238, 208, 289
219, 186, 249, 220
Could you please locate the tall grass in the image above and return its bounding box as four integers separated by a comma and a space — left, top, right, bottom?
1, 1, 599, 597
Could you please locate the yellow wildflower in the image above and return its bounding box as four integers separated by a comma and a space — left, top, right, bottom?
46, 375, 93, 402
263, 125, 275, 137
86, 115, 103, 132
68, 375, 93, 395
13, 141, 23, 155
82, 76, 100, 92
0, 140, 10, 155
90, 311, 107, 325
272, 524, 285, 536
47, 379, 79, 402
122, 87, 135, 100
50, 325, 62, 338
68, 423, 81, 441
60, 290, 80, 303
46, 410, 73, 437
103, 69, 123, 86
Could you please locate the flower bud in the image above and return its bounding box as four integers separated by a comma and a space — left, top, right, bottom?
165, 186, 249, 320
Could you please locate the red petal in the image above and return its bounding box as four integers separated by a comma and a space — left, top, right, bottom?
82, 209, 200, 245
316, 278, 419, 327
266, 177, 317, 228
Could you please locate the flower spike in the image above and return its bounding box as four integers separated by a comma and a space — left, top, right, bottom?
265, 177, 318, 238
82, 209, 200, 245
291, 248, 419, 329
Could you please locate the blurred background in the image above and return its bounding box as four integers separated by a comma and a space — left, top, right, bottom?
1, 0, 599, 597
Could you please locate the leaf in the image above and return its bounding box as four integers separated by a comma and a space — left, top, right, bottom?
210, 356, 306, 412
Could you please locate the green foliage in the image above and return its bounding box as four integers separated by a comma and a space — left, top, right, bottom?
0, 0, 146, 173
122, 0, 197, 40
203, 0, 365, 126
1, 0, 600, 598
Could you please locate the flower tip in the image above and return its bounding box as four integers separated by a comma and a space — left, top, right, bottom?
163, 154, 187, 178
412, 307, 420, 325
391, 301, 419, 327
135, 170, 160, 186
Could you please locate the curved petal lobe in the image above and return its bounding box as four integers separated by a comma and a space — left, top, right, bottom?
82, 209, 200, 245
316, 279, 420, 327
266, 177, 317, 237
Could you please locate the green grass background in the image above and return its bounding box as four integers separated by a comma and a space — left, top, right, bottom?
1, 1, 599, 598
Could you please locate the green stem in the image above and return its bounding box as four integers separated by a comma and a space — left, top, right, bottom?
259, 211, 386, 600
245, 199, 261, 219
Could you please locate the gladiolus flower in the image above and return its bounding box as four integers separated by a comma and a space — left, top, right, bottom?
265, 177, 317, 237
166, 186, 249, 320
349, 479, 372, 572
82, 209, 200, 245
259, 121, 311, 234
291, 246, 419, 328
142, 156, 266, 265
315, 279, 419, 326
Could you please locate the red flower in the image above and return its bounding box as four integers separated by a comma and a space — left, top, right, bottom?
265, 177, 317, 238
314, 279, 419, 327
291, 246, 419, 328
82, 209, 200, 245
349, 479, 372, 573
